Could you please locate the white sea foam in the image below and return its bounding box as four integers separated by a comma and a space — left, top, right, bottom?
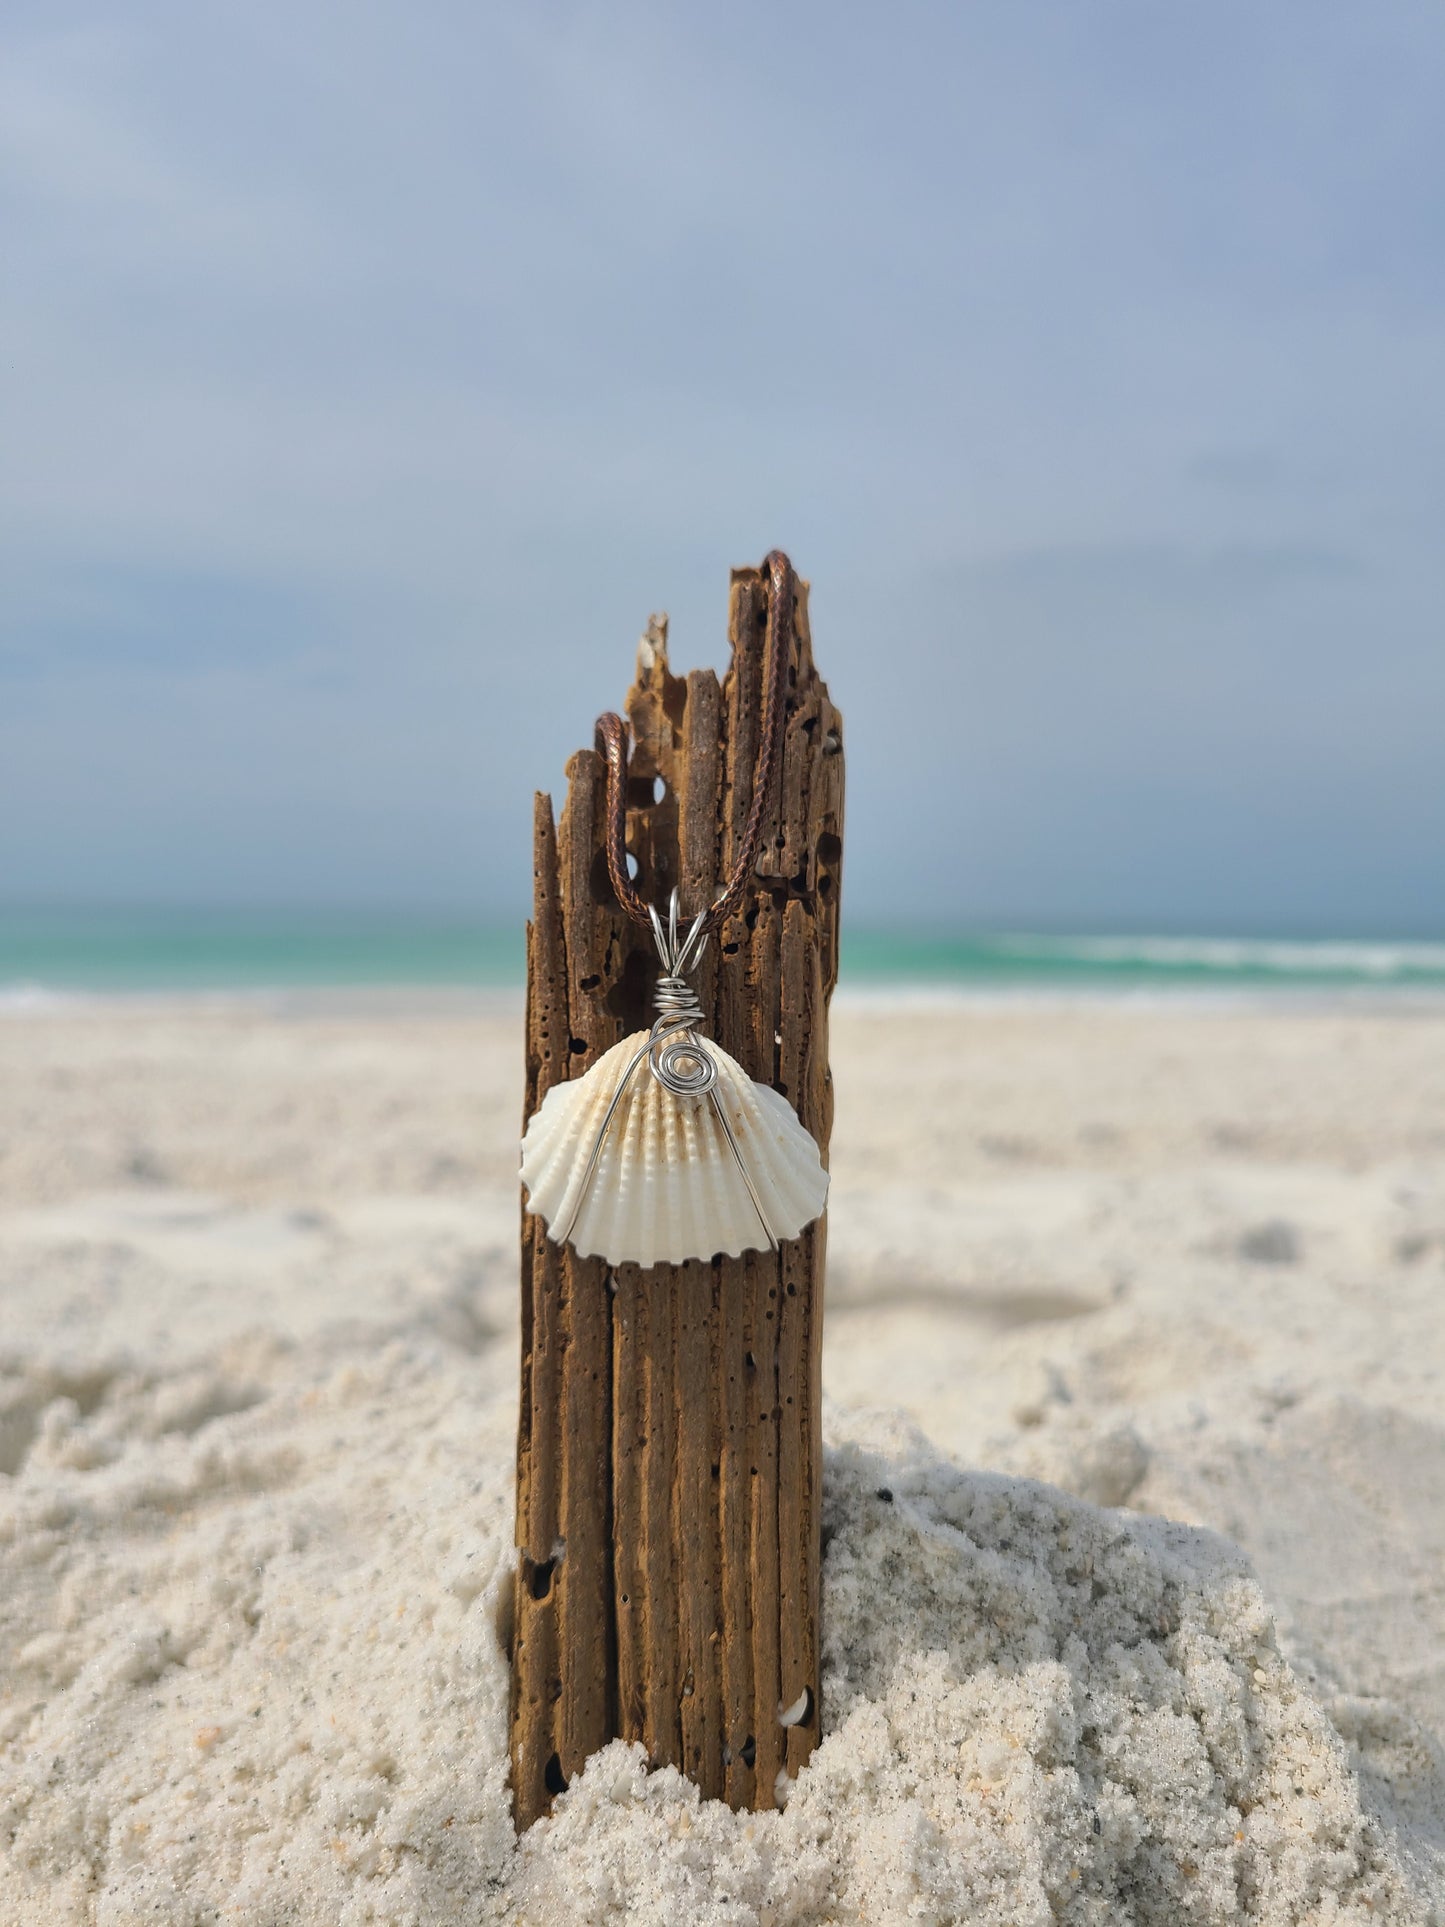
0, 982, 86, 1017
999, 933, 1445, 977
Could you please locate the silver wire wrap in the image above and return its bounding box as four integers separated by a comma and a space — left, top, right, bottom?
647, 892, 718, 1095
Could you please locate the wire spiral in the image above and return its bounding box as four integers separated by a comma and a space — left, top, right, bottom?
649, 986, 717, 1097
646, 895, 719, 1095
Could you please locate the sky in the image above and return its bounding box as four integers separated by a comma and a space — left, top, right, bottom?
2, 0, 1442, 931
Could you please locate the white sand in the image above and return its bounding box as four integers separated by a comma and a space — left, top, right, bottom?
1, 997, 1442, 1923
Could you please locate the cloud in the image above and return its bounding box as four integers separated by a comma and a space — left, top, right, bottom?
961, 539, 1364, 602
1185, 450, 1282, 495
0, 1, 1443, 925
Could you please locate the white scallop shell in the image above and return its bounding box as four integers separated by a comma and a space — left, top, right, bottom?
520, 1030, 828, 1268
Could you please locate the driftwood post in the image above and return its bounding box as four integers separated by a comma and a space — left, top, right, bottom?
510, 557, 844, 1827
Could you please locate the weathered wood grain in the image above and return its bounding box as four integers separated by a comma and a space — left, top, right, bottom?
510, 561, 844, 1827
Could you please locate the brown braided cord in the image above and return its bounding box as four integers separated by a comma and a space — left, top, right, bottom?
597, 549, 795, 934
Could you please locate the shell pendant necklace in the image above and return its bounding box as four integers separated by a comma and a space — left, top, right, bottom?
520, 551, 829, 1270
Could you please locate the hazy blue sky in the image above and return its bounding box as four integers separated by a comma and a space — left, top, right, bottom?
2, 1, 1442, 929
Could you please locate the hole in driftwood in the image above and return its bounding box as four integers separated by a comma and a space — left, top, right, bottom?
653, 775, 667, 804
740, 1735, 757, 1768
579, 973, 601, 991
626, 851, 641, 880
569, 1036, 588, 1055
493, 1576, 516, 1661
544, 1753, 568, 1796
526, 1555, 558, 1600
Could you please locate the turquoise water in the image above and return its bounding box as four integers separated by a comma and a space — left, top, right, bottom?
3, 909, 1445, 1001
840, 929, 1445, 994
0, 909, 523, 995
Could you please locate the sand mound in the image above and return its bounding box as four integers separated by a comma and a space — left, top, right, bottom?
2, 1337, 1436, 1926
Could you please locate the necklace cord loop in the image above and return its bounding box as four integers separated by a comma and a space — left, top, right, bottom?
596, 548, 794, 934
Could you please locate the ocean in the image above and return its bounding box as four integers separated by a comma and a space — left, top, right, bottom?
3, 908, 1444, 1006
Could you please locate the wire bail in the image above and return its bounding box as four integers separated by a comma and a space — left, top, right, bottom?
647, 891, 717, 1096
